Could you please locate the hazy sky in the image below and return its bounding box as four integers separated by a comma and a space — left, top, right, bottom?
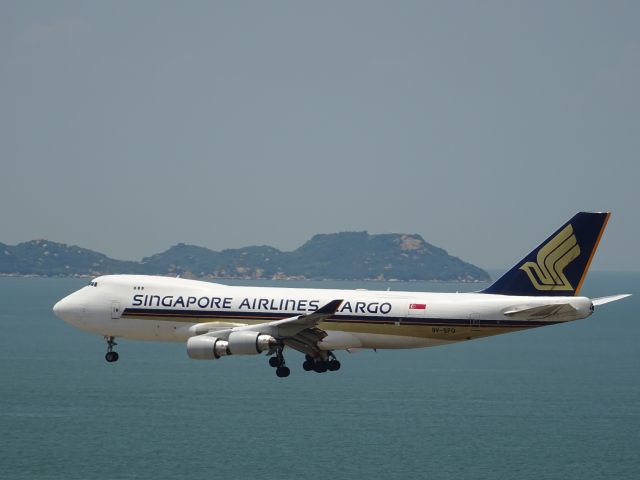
1, 1, 639, 271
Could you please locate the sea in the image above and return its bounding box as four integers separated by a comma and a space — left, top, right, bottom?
0, 272, 638, 480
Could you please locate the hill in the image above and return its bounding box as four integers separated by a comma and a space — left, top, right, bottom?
0, 233, 490, 281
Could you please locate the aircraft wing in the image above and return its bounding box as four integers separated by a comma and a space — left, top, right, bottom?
262, 299, 343, 332
242, 299, 343, 356
196, 299, 343, 357
187, 300, 342, 337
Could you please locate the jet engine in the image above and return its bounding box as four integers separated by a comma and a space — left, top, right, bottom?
187, 331, 277, 360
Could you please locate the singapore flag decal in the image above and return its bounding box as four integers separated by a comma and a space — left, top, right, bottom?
409, 303, 427, 310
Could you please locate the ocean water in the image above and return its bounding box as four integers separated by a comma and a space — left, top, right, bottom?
0, 273, 638, 480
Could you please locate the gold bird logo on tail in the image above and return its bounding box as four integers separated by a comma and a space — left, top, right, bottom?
519, 224, 581, 291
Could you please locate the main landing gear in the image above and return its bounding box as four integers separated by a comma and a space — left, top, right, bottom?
268, 348, 290, 378
269, 350, 341, 377
302, 352, 341, 374
104, 336, 119, 363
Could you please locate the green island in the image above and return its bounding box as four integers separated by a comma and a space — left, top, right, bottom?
0, 232, 490, 282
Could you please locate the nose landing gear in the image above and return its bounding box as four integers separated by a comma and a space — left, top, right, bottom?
104, 336, 119, 363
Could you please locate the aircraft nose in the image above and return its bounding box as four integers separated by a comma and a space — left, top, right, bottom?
53, 295, 81, 324
52, 299, 64, 319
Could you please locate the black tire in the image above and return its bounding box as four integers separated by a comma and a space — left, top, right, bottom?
302, 360, 314, 371
269, 356, 281, 368
327, 359, 341, 371
313, 362, 328, 373
105, 351, 118, 363
276, 366, 291, 378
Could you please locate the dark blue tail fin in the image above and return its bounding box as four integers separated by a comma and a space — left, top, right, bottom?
482, 212, 610, 296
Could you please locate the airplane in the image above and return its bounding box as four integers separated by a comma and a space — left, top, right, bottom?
53, 212, 630, 378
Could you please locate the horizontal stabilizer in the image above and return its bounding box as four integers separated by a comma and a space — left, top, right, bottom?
592, 294, 632, 306
503, 303, 577, 320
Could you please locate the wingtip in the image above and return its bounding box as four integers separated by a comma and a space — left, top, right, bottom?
316, 299, 344, 314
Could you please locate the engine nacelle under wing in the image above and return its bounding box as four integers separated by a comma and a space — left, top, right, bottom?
187, 331, 277, 360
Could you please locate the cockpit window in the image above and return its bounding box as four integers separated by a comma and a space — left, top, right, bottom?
89, 281, 98, 287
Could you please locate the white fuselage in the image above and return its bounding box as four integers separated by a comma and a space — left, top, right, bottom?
53, 275, 594, 351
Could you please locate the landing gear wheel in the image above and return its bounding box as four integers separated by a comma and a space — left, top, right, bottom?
313, 362, 328, 373
270, 347, 289, 376
327, 359, 341, 371
269, 356, 282, 368
105, 351, 119, 363
302, 360, 314, 371
104, 336, 119, 363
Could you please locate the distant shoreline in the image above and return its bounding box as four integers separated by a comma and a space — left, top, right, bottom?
3, 270, 636, 281
1, 233, 491, 282
0, 272, 490, 282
